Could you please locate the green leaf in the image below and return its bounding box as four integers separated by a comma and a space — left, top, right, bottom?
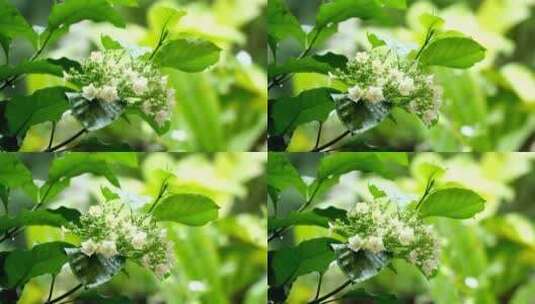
317, 152, 408, 180
5, 242, 74, 288
0, 207, 80, 233
0, 184, 8, 212
367, 32, 386, 48
0, 153, 38, 200
271, 88, 336, 136
316, 0, 383, 28
268, 207, 347, 230
107, 0, 138, 6
147, 3, 186, 35
154, 38, 221, 73
268, 52, 347, 78
419, 188, 485, 219
0, 60, 63, 81
47, 57, 81, 72
101, 35, 123, 50
333, 93, 392, 134
267, 153, 307, 197
340, 288, 399, 303
66, 248, 125, 288
5, 87, 70, 137
368, 183, 386, 198
67, 92, 125, 131
272, 238, 339, 286
152, 193, 219, 226
125, 108, 169, 136
76, 292, 132, 304
0, 0, 37, 46
419, 37, 486, 68
378, 0, 406, 9
332, 243, 391, 282
100, 186, 120, 202
48, 0, 125, 30
267, 0, 305, 46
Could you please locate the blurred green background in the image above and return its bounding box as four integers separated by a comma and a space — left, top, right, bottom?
0, 152, 266, 304
270, 152, 535, 303
1, 0, 267, 152
271, 0, 535, 152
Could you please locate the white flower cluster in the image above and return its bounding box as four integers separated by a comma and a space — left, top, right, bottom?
64, 50, 175, 127
332, 48, 443, 126
64, 201, 174, 279
331, 200, 441, 278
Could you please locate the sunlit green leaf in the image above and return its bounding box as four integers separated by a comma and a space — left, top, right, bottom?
154, 39, 221, 73
419, 37, 486, 68
153, 193, 219, 226
48, 0, 125, 30
0, 207, 80, 233
419, 188, 485, 219
0, 60, 63, 81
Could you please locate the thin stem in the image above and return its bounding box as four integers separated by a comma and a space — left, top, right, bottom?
45, 128, 87, 152
47, 122, 57, 150
313, 273, 323, 301
313, 122, 323, 150
47, 275, 56, 303
308, 279, 352, 304
310, 130, 351, 152
45, 284, 83, 304
415, 175, 436, 210
147, 177, 170, 214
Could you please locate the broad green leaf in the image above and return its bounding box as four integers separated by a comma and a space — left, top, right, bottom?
154, 39, 221, 73
333, 93, 392, 134
5, 242, 74, 288
332, 243, 391, 282
316, 0, 384, 28
368, 183, 386, 198
317, 152, 408, 180
419, 37, 486, 68
0, 0, 37, 46
66, 248, 125, 288
271, 88, 336, 135
107, 0, 138, 6
378, 0, 406, 9
268, 52, 348, 78
147, 3, 186, 35
67, 92, 126, 131
268, 207, 347, 230
100, 186, 120, 202
48, 0, 125, 30
6, 87, 69, 137
419, 13, 444, 30
76, 293, 133, 304
0, 184, 8, 212
0, 153, 38, 200
0, 60, 63, 81
101, 35, 123, 50
340, 288, 399, 303
47, 57, 81, 72
272, 238, 339, 286
367, 32, 387, 48
267, 153, 307, 197
152, 193, 219, 226
267, 0, 305, 46
419, 188, 485, 219
0, 207, 80, 233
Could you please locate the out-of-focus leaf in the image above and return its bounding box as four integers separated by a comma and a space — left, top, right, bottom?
153, 193, 219, 226
107, 0, 138, 7
154, 39, 221, 73
5, 242, 74, 288
511, 280, 535, 304
66, 248, 125, 288
332, 243, 391, 283
267, 153, 307, 197
0, 207, 80, 233
272, 238, 339, 286
419, 188, 485, 219
101, 35, 123, 50
268, 52, 347, 78
0, 0, 37, 47
267, 0, 305, 47
48, 0, 125, 30
317, 152, 408, 180
315, 0, 388, 28
419, 37, 486, 68
340, 288, 399, 303
500, 63, 535, 103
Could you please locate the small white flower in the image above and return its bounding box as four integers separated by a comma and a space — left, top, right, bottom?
158, 229, 167, 239
348, 235, 363, 252
160, 76, 168, 87
422, 258, 438, 276
347, 85, 362, 103
97, 85, 119, 103
88, 205, 103, 217
82, 84, 99, 101
98, 240, 118, 258
155, 110, 169, 127
81, 239, 98, 256
398, 227, 415, 245
155, 263, 170, 278
425, 75, 434, 86
398, 77, 415, 96
372, 60, 384, 73
408, 250, 419, 264
63, 71, 70, 81
131, 231, 147, 250
388, 69, 404, 82
423, 110, 437, 125
365, 236, 385, 254
132, 77, 148, 95
166, 89, 176, 107
90, 51, 103, 62
354, 202, 369, 214
355, 52, 369, 63
105, 214, 118, 228
142, 101, 152, 115
363, 86, 385, 103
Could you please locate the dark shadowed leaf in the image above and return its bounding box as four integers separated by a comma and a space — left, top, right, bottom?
0, 0, 37, 46
0, 60, 63, 81
268, 206, 347, 230
66, 248, 125, 288
333, 93, 392, 134
0, 153, 38, 200
267, 153, 307, 197
332, 243, 391, 283
317, 152, 408, 180
267, 0, 306, 47
0, 207, 80, 234
340, 288, 400, 303
67, 92, 126, 131
268, 52, 348, 78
